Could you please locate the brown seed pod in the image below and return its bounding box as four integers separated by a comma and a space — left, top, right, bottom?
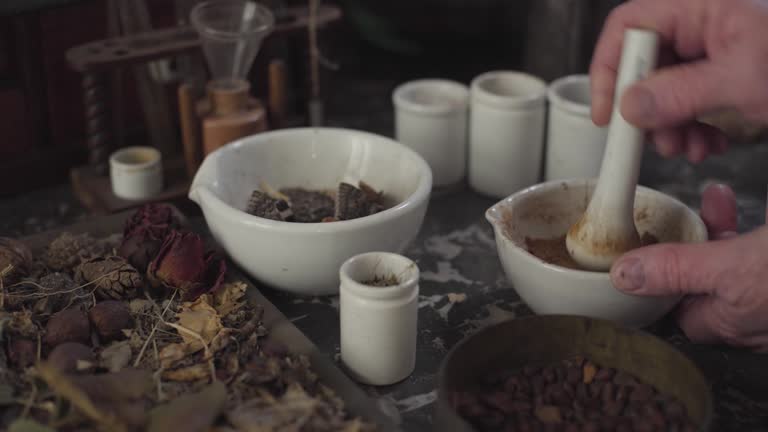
88, 301, 134, 342
43, 232, 105, 272
47, 342, 94, 374
75, 256, 142, 300
7, 337, 37, 369
0, 237, 33, 284
45, 308, 91, 348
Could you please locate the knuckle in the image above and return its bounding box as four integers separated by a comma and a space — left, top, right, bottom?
651, 245, 687, 294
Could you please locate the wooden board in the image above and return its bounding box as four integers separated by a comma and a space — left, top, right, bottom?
21, 207, 400, 431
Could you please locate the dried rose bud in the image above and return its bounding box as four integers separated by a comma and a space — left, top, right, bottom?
118, 203, 181, 272
0, 237, 32, 283
7, 338, 37, 369
88, 301, 134, 342
147, 230, 226, 301
48, 342, 93, 374
45, 308, 91, 348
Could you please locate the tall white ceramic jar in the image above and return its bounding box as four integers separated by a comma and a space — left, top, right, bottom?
545, 75, 608, 181
339, 252, 419, 386
393, 79, 469, 189
468, 71, 547, 198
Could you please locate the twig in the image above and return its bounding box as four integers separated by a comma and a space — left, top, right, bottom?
5, 268, 121, 300
20, 376, 38, 418
134, 290, 177, 367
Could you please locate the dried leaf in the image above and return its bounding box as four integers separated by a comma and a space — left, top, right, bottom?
211, 281, 247, 317
227, 384, 319, 431
7, 419, 56, 432
162, 363, 211, 382
177, 298, 223, 347
75, 256, 142, 300
159, 342, 197, 369
147, 380, 226, 432
100, 341, 133, 372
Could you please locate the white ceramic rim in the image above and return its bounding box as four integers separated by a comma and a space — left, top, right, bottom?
484, 178, 709, 278
339, 252, 420, 300
109, 146, 162, 169
548, 75, 593, 116
392, 79, 469, 116
193, 127, 433, 233
470, 71, 547, 110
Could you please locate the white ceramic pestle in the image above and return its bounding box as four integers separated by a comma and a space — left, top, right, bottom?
566, 29, 659, 271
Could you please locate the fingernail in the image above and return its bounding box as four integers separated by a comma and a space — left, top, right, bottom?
622, 86, 656, 126
611, 257, 645, 292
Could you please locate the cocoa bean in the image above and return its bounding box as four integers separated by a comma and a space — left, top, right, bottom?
594, 367, 615, 381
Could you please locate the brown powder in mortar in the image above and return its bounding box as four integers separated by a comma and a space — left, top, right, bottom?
525, 233, 659, 270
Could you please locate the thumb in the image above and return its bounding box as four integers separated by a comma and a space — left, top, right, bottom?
620, 61, 730, 129
610, 235, 748, 297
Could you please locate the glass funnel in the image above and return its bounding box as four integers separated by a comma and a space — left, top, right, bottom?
191, 0, 275, 87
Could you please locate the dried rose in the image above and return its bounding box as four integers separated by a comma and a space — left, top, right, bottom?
0, 237, 32, 284
147, 230, 226, 302
118, 203, 181, 272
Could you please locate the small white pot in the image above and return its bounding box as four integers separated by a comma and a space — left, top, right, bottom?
393, 79, 469, 189
468, 71, 547, 199
339, 252, 419, 386
109, 146, 163, 200
545, 75, 608, 181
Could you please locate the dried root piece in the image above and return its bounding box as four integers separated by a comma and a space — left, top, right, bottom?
75, 256, 143, 301
245, 190, 293, 221
43, 232, 105, 272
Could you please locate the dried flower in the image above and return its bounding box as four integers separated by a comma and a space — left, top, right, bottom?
75, 256, 143, 300
0, 237, 33, 284
147, 230, 226, 302
118, 204, 181, 273
43, 232, 105, 272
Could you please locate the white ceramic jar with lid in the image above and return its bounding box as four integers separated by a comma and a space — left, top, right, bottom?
468, 71, 547, 198
339, 252, 419, 386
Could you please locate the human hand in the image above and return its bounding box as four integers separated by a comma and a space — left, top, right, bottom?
610, 183, 768, 351
591, 0, 768, 163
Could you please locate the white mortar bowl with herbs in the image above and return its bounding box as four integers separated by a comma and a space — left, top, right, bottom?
189, 127, 432, 295
485, 179, 708, 328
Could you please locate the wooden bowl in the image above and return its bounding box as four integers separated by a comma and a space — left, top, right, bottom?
434, 315, 713, 431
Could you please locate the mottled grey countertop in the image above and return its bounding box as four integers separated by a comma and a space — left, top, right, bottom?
2, 76, 767, 431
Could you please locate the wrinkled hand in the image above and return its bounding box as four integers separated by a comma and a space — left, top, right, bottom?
591, 0, 768, 162
611, 184, 768, 350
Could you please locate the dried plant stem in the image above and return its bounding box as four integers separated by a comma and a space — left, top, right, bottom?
5, 268, 121, 300
134, 290, 177, 367
20, 378, 37, 418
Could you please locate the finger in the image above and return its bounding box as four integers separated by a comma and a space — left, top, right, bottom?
610, 234, 749, 297
652, 128, 684, 158
590, 0, 706, 126
620, 61, 731, 129
700, 183, 738, 235
676, 296, 723, 344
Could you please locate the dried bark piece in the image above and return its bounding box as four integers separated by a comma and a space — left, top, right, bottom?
75, 256, 142, 300
280, 188, 335, 222
245, 190, 293, 221
43, 233, 105, 272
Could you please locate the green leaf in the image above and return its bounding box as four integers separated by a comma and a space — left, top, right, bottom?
7, 418, 56, 432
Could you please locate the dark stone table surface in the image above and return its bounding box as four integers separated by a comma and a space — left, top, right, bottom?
2, 75, 768, 431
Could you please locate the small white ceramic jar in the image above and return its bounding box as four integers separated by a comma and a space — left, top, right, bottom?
468, 71, 547, 198
339, 252, 419, 386
109, 146, 163, 200
393, 79, 469, 189
545, 75, 608, 181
